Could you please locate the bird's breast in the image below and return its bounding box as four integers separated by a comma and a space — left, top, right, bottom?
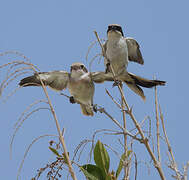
106, 38, 128, 75
68, 78, 94, 105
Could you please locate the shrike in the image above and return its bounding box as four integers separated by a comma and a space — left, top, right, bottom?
103, 24, 165, 100
19, 62, 112, 116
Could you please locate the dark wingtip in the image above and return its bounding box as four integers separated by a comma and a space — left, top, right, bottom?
19, 79, 25, 87
155, 80, 166, 86
19, 76, 40, 87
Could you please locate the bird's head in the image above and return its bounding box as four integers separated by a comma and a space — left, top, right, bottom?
70, 62, 88, 77
107, 24, 124, 39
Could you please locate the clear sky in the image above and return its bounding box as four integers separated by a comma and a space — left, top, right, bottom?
0, 0, 188, 179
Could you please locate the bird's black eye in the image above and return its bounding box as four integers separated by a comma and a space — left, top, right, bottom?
80, 65, 84, 69
117, 26, 121, 31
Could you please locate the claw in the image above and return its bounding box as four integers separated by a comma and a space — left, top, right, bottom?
93, 104, 97, 113
69, 96, 76, 104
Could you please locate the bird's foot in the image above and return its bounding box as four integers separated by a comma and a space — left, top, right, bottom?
93, 104, 104, 113
112, 80, 122, 87
93, 104, 97, 113
69, 96, 76, 104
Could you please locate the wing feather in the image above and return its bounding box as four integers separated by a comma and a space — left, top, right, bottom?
19, 71, 69, 91
126, 37, 144, 65
91, 71, 113, 83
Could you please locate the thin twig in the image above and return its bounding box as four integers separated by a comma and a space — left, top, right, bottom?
183, 161, 189, 180
120, 83, 129, 180
105, 88, 122, 109
97, 107, 142, 142
60, 92, 70, 99
104, 144, 122, 161
2, 86, 22, 103
0, 66, 33, 96
89, 53, 102, 72
0, 51, 31, 62
155, 86, 161, 163
17, 134, 58, 180
10, 107, 51, 158
159, 105, 181, 179
13, 99, 48, 129
0, 61, 40, 71
134, 153, 138, 180
33, 68, 77, 180
72, 139, 92, 163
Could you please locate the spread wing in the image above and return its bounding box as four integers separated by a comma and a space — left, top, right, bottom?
91, 71, 114, 83
126, 37, 144, 65
19, 71, 69, 91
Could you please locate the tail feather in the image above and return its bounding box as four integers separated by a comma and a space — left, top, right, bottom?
125, 82, 146, 101
19, 75, 41, 87
119, 72, 165, 100
80, 104, 94, 116
128, 72, 166, 88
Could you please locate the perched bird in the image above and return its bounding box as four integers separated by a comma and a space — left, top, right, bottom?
19, 62, 112, 116
102, 24, 165, 100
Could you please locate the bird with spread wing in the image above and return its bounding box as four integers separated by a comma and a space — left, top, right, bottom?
19, 62, 113, 116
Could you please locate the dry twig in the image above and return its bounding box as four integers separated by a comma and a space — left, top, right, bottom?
155, 86, 161, 163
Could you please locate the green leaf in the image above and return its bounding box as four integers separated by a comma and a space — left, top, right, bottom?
49, 147, 61, 157
116, 150, 132, 178
94, 140, 110, 178
62, 152, 69, 164
81, 164, 104, 180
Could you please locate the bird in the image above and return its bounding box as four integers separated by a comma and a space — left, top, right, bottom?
19, 62, 112, 116
102, 24, 166, 100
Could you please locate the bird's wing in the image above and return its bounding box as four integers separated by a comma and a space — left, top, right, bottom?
102, 41, 107, 57
19, 71, 69, 91
126, 37, 144, 65
91, 71, 114, 83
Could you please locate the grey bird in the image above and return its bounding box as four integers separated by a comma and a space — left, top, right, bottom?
19, 62, 113, 116
103, 24, 165, 100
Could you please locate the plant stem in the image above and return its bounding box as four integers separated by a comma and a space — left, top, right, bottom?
32, 66, 77, 180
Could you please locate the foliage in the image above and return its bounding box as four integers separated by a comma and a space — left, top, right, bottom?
81, 140, 131, 180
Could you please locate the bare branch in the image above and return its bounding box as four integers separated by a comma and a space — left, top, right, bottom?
0, 67, 33, 96
105, 88, 122, 109
0, 50, 31, 62
13, 99, 48, 129
72, 139, 92, 163
10, 107, 51, 158
96, 107, 142, 142
2, 86, 22, 103
34, 68, 77, 180
183, 161, 189, 180
134, 153, 138, 180
159, 105, 181, 179
155, 86, 161, 163
17, 134, 58, 180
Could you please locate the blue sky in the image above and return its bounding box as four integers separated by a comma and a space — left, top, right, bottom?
0, 0, 189, 179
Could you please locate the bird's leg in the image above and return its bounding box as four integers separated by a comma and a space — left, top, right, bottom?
105, 62, 111, 73
112, 80, 122, 87
93, 104, 105, 113
69, 96, 76, 104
